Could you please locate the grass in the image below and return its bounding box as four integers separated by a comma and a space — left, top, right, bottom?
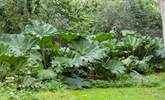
1, 87, 164, 100
0, 73, 165, 100
70, 88, 165, 100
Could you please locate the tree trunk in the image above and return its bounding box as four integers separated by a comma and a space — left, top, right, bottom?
159, 0, 165, 46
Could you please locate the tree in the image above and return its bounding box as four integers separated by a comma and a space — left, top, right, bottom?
159, 0, 165, 46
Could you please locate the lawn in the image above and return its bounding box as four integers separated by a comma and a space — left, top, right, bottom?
69, 88, 165, 100
1, 87, 164, 100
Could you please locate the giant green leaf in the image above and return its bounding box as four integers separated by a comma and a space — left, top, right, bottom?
52, 38, 109, 68
0, 34, 34, 56
24, 20, 57, 39
95, 33, 113, 42
103, 60, 126, 75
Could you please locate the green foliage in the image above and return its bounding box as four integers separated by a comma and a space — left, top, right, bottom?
43, 80, 64, 91
156, 48, 165, 58
95, 0, 161, 36
39, 0, 93, 33
17, 76, 42, 90
0, 65, 8, 80
89, 73, 162, 88
0, 0, 162, 35
0, 20, 164, 90
0, 0, 96, 34
58, 32, 80, 42
123, 34, 143, 50
0, 34, 34, 56
103, 60, 126, 76
122, 55, 153, 73
65, 76, 91, 89
95, 33, 113, 42
90, 80, 111, 88
26, 50, 43, 68
68, 39, 108, 64
38, 69, 57, 81
0, 0, 164, 91
0, 35, 31, 72
52, 38, 109, 70
24, 20, 57, 39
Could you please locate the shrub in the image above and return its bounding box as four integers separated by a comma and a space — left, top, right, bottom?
0, 21, 164, 90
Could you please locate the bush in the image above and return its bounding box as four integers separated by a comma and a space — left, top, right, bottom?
0, 16, 164, 90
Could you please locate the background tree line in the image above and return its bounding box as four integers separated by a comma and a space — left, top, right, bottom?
0, 0, 162, 36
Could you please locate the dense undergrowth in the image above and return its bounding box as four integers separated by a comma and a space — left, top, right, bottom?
0, 20, 165, 90
0, 73, 165, 100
